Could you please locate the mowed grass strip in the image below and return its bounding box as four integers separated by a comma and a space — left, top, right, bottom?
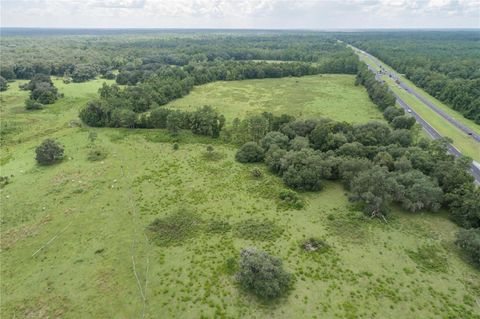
386, 78, 480, 162
357, 50, 480, 135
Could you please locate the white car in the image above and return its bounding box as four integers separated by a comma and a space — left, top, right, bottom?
407, 109, 412, 113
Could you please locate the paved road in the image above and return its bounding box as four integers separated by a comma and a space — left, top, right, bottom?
359, 52, 480, 184
362, 50, 480, 142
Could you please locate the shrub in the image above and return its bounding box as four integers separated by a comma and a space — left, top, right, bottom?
173, 143, 179, 150
301, 238, 329, 252
0, 176, 11, 188
392, 115, 416, 130
251, 167, 262, 178
455, 229, 480, 267
236, 247, 293, 299
35, 139, 64, 165
79, 101, 108, 127
147, 208, 202, 246
87, 147, 107, 161
25, 99, 43, 110
87, 131, 98, 144
278, 189, 304, 210
225, 257, 238, 275
406, 245, 448, 272
383, 106, 404, 122
203, 145, 223, 161
205, 220, 231, 234
235, 142, 264, 163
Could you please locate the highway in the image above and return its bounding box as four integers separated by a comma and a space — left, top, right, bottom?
354, 48, 480, 184
361, 50, 480, 142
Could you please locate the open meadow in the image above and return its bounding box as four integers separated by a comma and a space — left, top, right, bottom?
1, 78, 479, 318
165, 74, 384, 124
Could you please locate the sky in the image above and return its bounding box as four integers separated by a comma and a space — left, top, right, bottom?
1, 0, 479, 29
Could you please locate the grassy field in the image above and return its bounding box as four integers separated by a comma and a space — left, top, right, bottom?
165, 74, 385, 124
1, 79, 479, 318
352, 48, 480, 162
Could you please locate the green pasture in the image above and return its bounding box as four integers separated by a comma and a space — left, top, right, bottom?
165, 74, 385, 124
1, 78, 479, 318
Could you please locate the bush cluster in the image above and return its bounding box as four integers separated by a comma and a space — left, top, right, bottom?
147, 209, 202, 246
236, 247, 293, 299
21, 74, 60, 109
35, 139, 64, 165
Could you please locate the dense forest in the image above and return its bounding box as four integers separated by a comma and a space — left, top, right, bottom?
338, 31, 480, 123
0, 33, 356, 81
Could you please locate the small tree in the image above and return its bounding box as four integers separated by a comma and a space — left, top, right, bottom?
236, 247, 293, 299
35, 139, 64, 165
235, 142, 264, 163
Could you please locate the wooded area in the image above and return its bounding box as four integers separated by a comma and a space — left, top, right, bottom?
339, 31, 480, 123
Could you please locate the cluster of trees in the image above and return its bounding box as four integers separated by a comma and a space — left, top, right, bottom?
1, 32, 357, 82
235, 116, 477, 227
80, 102, 225, 137
340, 31, 480, 123
234, 111, 479, 266
20, 74, 60, 109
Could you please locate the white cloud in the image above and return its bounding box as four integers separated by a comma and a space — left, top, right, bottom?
1, 0, 479, 28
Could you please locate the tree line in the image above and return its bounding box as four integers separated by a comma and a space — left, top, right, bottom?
78, 58, 358, 129
0, 33, 357, 82
339, 31, 480, 123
